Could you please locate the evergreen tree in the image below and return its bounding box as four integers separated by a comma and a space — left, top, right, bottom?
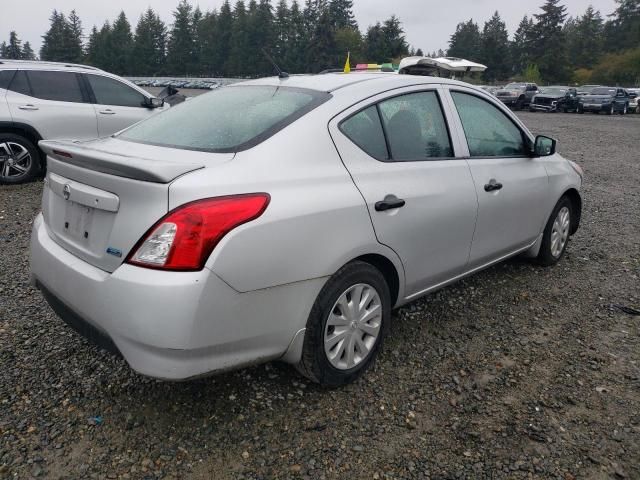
191, 6, 203, 74
199, 10, 220, 75
284, 0, 306, 72
86, 22, 112, 69
216, 1, 234, 75
567, 6, 604, 69
66, 10, 84, 62
110, 12, 134, 74
307, 5, 337, 71
132, 8, 167, 75
480, 11, 510, 81
448, 20, 482, 60
328, 0, 357, 30
226, 1, 250, 76
0, 42, 7, 58
6, 31, 22, 59
21, 42, 36, 60
604, 0, 640, 51
532, 0, 570, 83
415, 48, 424, 56
382, 15, 409, 61
274, 0, 290, 61
167, 0, 196, 75
41, 10, 69, 61
511, 15, 535, 75
364, 23, 387, 61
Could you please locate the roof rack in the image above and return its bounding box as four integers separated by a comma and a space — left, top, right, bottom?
0, 59, 102, 71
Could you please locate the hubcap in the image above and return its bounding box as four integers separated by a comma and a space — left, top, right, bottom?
324, 283, 382, 370
0, 142, 32, 179
550, 206, 570, 258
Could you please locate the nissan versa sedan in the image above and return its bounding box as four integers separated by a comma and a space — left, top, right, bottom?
30, 74, 583, 386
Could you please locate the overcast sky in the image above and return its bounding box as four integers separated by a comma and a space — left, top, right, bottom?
2, 0, 618, 55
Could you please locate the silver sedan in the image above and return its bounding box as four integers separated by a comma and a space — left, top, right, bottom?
30, 73, 583, 386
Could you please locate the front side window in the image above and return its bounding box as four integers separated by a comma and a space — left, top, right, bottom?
120, 85, 329, 152
26, 71, 84, 103
340, 106, 388, 160
451, 92, 527, 158
8, 70, 32, 96
378, 91, 453, 161
0, 70, 16, 90
87, 75, 146, 108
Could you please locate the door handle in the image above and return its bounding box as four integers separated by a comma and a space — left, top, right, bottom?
375, 194, 406, 212
99, 109, 116, 115
18, 104, 39, 111
484, 179, 503, 192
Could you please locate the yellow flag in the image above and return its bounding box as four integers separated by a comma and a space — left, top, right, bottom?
344, 52, 351, 73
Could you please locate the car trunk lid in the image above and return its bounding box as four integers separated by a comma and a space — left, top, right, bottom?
39, 139, 234, 273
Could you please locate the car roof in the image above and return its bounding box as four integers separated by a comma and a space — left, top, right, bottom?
0, 59, 103, 73
235, 72, 472, 93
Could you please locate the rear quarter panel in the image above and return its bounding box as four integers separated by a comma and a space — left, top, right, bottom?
168, 106, 406, 295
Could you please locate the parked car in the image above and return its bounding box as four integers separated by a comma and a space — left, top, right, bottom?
627, 89, 639, 113
0, 59, 167, 184
530, 86, 580, 113
495, 82, 540, 110
577, 85, 601, 96
578, 87, 630, 115
30, 74, 583, 386
479, 85, 500, 96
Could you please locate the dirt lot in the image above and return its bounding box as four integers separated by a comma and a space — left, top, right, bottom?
1, 112, 639, 479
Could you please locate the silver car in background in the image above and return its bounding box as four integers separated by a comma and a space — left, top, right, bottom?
30, 74, 583, 386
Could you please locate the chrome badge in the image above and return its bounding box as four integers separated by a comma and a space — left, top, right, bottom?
62, 184, 71, 201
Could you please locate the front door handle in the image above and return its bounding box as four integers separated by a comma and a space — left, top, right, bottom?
99, 109, 116, 115
18, 104, 39, 111
375, 194, 406, 212
484, 179, 503, 192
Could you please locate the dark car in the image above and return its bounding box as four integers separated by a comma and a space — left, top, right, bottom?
530, 86, 580, 113
496, 82, 540, 110
578, 87, 630, 115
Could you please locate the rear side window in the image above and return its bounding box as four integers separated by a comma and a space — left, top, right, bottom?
120, 85, 330, 152
340, 106, 388, 160
451, 92, 527, 157
0, 70, 16, 90
26, 71, 84, 103
8, 70, 30, 95
87, 75, 146, 107
378, 92, 453, 160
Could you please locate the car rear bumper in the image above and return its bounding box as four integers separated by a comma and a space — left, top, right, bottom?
498, 97, 519, 106
30, 214, 325, 380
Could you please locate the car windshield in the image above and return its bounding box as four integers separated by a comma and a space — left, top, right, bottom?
505, 83, 525, 90
541, 88, 567, 95
120, 85, 330, 152
590, 87, 616, 95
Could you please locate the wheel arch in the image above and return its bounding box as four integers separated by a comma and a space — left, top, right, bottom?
562, 188, 582, 235
353, 253, 401, 307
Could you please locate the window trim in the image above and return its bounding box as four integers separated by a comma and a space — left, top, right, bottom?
118, 85, 333, 154
448, 89, 534, 160
338, 89, 456, 163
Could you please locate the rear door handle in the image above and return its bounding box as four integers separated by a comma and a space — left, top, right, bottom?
18, 104, 39, 111
484, 179, 503, 192
375, 194, 406, 212
99, 109, 116, 115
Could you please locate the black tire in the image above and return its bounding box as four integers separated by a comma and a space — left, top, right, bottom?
296, 261, 391, 387
606, 104, 614, 115
515, 97, 525, 111
536, 196, 573, 267
620, 104, 627, 115
0, 133, 41, 185
577, 106, 584, 114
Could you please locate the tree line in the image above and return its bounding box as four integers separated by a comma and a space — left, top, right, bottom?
445, 0, 640, 85
1, 0, 411, 77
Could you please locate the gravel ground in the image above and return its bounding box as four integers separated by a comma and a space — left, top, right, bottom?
1, 112, 639, 480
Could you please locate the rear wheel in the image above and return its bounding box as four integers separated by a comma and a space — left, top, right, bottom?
621, 104, 627, 115
577, 105, 584, 114
536, 196, 573, 267
515, 97, 525, 111
297, 261, 391, 386
0, 134, 41, 185
607, 104, 614, 115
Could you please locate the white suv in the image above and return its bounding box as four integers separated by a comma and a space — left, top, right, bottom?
0, 60, 166, 184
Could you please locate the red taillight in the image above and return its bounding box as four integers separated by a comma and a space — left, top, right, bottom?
126, 194, 270, 271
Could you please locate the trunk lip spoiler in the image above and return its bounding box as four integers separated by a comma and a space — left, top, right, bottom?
39, 140, 205, 184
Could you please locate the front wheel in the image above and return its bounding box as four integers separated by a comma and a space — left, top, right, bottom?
621, 104, 627, 115
577, 105, 584, 114
536, 197, 573, 267
0, 133, 41, 185
297, 261, 391, 386
607, 104, 614, 115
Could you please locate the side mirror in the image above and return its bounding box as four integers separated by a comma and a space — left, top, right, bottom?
143, 97, 164, 109
534, 135, 556, 157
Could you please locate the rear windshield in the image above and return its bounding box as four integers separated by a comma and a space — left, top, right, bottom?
120, 85, 330, 152
591, 88, 616, 95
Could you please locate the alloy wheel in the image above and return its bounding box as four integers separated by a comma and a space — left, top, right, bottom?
550, 206, 571, 258
324, 283, 382, 370
0, 142, 32, 180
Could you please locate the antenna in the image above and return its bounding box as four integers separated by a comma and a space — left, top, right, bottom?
261, 48, 289, 79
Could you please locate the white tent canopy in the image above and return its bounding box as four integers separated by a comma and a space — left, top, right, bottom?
398, 56, 487, 77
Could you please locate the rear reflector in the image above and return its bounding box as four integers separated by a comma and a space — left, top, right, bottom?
126, 194, 270, 271
52, 150, 73, 158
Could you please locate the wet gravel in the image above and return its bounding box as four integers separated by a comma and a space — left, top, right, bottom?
1, 112, 639, 479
